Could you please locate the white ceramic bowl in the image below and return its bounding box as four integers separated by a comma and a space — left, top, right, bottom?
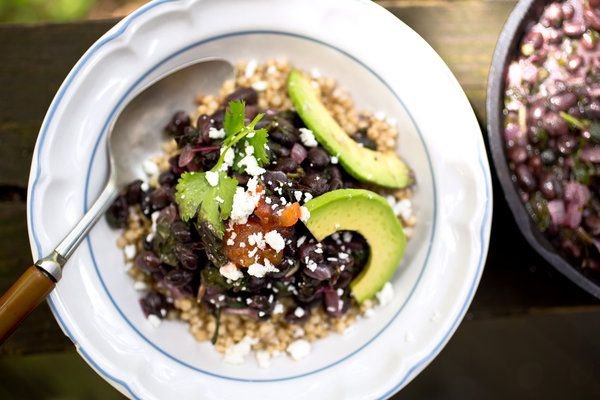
27, 0, 492, 398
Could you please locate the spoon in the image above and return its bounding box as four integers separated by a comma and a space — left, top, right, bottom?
0, 59, 234, 343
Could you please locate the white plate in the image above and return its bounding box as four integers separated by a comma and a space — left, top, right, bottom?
26, 0, 492, 398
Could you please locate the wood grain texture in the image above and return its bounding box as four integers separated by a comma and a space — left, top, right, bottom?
0, 1, 598, 355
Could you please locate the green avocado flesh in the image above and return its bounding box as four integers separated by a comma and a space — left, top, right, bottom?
287, 70, 413, 189
304, 189, 406, 303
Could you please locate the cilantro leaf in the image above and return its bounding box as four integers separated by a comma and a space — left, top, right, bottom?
175, 171, 237, 238
223, 100, 245, 137
247, 127, 269, 166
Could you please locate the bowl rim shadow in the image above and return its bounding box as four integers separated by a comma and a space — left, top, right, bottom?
486, 0, 600, 299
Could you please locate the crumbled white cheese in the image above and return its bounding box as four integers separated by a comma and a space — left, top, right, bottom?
299, 128, 318, 147
376, 282, 394, 307
294, 307, 305, 318
133, 281, 148, 291
247, 232, 265, 250
310, 67, 322, 79
215, 196, 225, 204
238, 153, 266, 176
245, 59, 258, 78
374, 110, 386, 121
230, 183, 261, 224
220, 262, 244, 281
142, 159, 160, 176
303, 193, 313, 202
393, 199, 413, 221
338, 252, 349, 260
255, 350, 271, 368
208, 127, 226, 139
337, 288, 344, 296
300, 206, 310, 222
273, 302, 284, 315
147, 314, 161, 328
287, 339, 311, 361
224, 336, 258, 364
305, 259, 318, 272
140, 182, 149, 191
247, 259, 279, 278
265, 230, 285, 252
294, 190, 303, 202
248, 247, 258, 257
226, 238, 235, 246
205, 170, 219, 187
330, 156, 339, 164
252, 80, 268, 91
296, 235, 307, 247
124, 244, 136, 260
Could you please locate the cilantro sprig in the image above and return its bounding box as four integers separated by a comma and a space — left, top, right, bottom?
175, 100, 270, 237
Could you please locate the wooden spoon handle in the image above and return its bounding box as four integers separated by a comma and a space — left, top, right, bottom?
0, 266, 56, 344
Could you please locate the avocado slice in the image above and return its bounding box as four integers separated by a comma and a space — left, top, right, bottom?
304, 189, 406, 303
287, 70, 413, 189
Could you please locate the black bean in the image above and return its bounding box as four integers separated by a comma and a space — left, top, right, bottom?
247, 295, 273, 312
298, 242, 324, 264
195, 114, 213, 145
528, 100, 546, 124
539, 174, 561, 200
171, 221, 192, 242
329, 178, 344, 191
165, 269, 193, 287
149, 186, 172, 210
351, 130, 377, 150
584, 214, 600, 236
584, 99, 600, 120
268, 141, 290, 157
140, 292, 167, 318
165, 111, 190, 135
124, 180, 143, 205
245, 105, 259, 121
549, 92, 578, 112
542, 112, 569, 136
274, 157, 298, 173
304, 264, 333, 281
301, 173, 329, 195
106, 195, 128, 228
306, 147, 330, 169
225, 87, 258, 105
507, 145, 528, 163
135, 251, 161, 274
246, 277, 267, 293
527, 154, 544, 177
174, 243, 198, 270
158, 171, 178, 187
211, 108, 226, 129
269, 123, 300, 147
557, 135, 578, 155
561, 238, 582, 259
540, 149, 557, 165
335, 271, 353, 288
516, 164, 537, 192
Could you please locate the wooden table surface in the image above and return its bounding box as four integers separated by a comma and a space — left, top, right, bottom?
0, 0, 599, 398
